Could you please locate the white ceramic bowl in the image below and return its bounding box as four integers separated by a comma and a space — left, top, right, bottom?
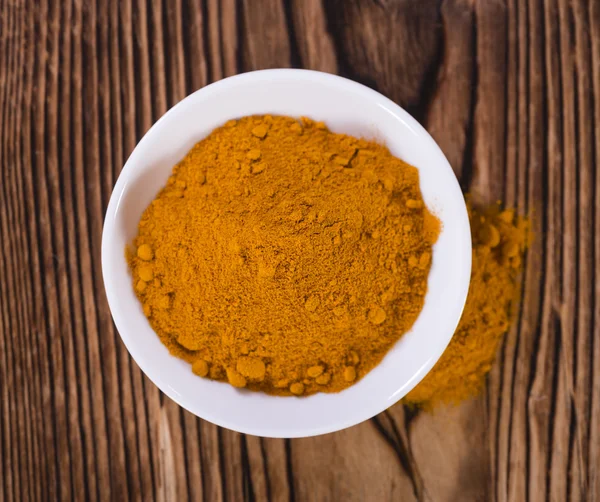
102, 69, 471, 438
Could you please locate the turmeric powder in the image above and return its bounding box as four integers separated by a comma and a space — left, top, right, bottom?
404, 202, 529, 407
127, 115, 439, 396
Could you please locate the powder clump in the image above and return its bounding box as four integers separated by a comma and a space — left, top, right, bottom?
128, 115, 439, 396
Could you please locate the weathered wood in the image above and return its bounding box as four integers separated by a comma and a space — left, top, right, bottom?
0, 0, 598, 500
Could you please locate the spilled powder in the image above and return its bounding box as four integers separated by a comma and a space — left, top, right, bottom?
404, 202, 529, 408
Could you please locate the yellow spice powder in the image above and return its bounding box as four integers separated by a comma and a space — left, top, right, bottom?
128, 115, 439, 396
405, 202, 529, 407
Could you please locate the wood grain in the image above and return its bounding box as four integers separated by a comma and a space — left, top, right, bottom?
0, 0, 598, 500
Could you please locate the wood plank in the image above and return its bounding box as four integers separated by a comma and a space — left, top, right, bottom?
589, 0, 600, 497
291, 423, 418, 502
423, 0, 475, 182
550, 0, 579, 499
323, 0, 441, 111
527, 2, 562, 501
509, 0, 547, 499
409, 401, 489, 501
240, 0, 292, 70
572, 1, 596, 498
290, 0, 337, 73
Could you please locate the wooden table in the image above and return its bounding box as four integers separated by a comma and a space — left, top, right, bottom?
1, 0, 598, 500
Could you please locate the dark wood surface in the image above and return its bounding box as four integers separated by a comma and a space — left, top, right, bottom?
1, 0, 598, 500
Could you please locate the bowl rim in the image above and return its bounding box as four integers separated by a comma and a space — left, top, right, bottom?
102, 68, 471, 437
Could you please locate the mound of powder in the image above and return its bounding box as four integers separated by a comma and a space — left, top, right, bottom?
128, 115, 439, 396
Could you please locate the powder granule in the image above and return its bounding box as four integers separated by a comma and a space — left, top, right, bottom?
128, 115, 439, 396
